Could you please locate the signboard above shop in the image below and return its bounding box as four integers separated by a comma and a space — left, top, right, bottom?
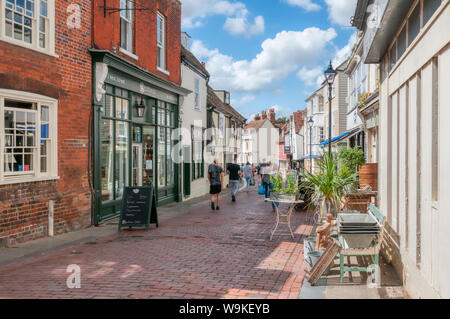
106, 69, 178, 104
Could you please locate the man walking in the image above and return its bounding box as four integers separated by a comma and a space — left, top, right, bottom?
208, 160, 224, 211
227, 158, 242, 202
243, 162, 253, 191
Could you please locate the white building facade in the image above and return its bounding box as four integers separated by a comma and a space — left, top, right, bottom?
180, 35, 209, 200
362, 0, 450, 298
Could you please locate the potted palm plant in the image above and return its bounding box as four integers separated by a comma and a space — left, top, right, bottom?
301, 152, 358, 221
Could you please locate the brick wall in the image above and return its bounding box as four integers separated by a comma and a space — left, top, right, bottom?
93, 0, 181, 85
0, 0, 92, 246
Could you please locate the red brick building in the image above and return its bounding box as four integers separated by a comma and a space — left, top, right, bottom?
90, 0, 189, 224
0, 0, 92, 246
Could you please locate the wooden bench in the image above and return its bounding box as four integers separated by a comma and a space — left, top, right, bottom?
339, 204, 386, 283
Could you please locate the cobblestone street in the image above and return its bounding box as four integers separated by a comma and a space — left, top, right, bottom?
0, 189, 314, 299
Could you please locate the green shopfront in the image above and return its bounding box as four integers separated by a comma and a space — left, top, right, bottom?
91, 50, 190, 224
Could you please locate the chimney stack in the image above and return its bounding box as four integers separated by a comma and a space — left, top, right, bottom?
254, 113, 261, 121
261, 110, 267, 120
269, 108, 275, 122
201, 62, 206, 68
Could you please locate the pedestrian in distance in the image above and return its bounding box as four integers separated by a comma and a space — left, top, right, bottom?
227, 157, 242, 203
262, 161, 276, 210
208, 159, 224, 211
243, 162, 253, 191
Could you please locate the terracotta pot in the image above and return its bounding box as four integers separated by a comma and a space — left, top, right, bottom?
359, 163, 378, 191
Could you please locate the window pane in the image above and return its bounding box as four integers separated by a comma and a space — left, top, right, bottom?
104, 95, 113, 117
5, 111, 14, 128
4, 154, 13, 172
5, 20, 13, 37
408, 4, 420, 45
120, 18, 128, 49
40, 0, 48, 17
390, 43, 396, 70
158, 127, 166, 187
423, 0, 442, 26
24, 154, 33, 171
14, 23, 23, 40
398, 26, 407, 59
101, 120, 114, 201
26, 131, 35, 146
115, 121, 128, 199
5, 9, 12, 20
41, 105, 49, 121
40, 155, 47, 173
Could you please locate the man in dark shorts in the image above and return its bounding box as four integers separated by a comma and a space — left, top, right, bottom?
227, 158, 242, 202
208, 160, 224, 211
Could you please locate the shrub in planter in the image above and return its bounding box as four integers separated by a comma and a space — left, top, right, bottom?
270, 174, 299, 201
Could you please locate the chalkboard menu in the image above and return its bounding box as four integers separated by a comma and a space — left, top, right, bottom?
118, 186, 158, 231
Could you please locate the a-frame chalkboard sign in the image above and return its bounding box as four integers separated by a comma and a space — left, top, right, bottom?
118, 185, 158, 231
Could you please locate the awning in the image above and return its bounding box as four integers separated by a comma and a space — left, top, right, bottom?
320, 128, 361, 146
301, 155, 321, 161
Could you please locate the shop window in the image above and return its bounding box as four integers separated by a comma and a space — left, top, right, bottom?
3, 0, 54, 54
1, 91, 57, 181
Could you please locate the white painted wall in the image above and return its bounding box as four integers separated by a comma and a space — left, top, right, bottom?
378, 1, 450, 298
180, 63, 208, 200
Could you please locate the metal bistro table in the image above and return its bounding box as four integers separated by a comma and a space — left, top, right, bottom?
267, 199, 304, 240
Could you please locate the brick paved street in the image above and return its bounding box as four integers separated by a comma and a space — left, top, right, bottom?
0, 189, 314, 299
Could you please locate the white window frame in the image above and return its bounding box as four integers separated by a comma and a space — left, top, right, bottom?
156, 11, 166, 72
0, 89, 58, 184
119, 0, 133, 53
0, 0, 56, 56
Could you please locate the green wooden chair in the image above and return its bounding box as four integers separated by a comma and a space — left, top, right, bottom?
338, 204, 386, 283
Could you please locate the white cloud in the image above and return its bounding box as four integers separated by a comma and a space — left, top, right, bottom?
270, 105, 296, 118
224, 15, 265, 36
283, 0, 321, 12
231, 95, 256, 107
324, 0, 358, 27
298, 32, 357, 88
191, 27, 337, 93
332, 31, 357, 67
297, 66, 324, 87
181, 0, 264, 36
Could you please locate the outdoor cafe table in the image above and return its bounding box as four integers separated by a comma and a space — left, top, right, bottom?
266, 199, 304, 240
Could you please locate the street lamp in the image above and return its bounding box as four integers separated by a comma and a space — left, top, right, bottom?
308, 117, 314, 173
324, 61, 336, 156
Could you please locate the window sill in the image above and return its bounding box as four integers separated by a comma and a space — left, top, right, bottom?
119, 47, 139, 60
157, 67, 170, 76
0, 36, 58, 58
0, 176, 60, 186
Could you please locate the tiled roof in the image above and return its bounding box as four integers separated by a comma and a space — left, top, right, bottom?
181, 46, 209, 77
207, 86, 246, 123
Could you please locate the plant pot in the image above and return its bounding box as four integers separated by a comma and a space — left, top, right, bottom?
270, 193, 297, 202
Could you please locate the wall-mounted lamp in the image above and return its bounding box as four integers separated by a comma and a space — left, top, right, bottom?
137, 96, 146, 118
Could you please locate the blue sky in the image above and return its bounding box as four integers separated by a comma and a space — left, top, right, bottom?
180, 0, 358, 120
